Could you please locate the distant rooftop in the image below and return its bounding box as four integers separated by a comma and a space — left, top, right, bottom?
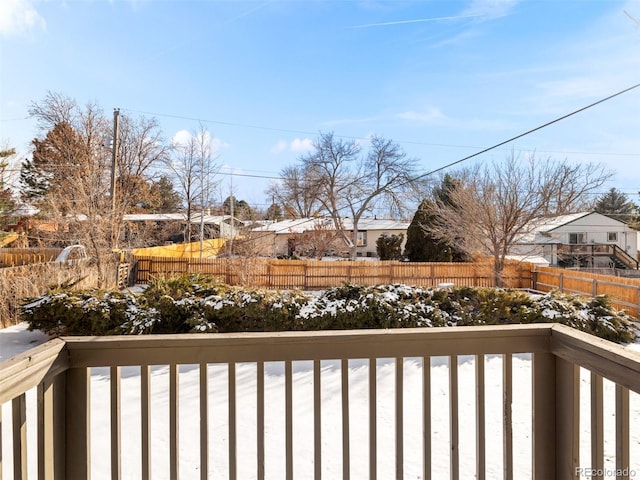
251, 217, 410, 234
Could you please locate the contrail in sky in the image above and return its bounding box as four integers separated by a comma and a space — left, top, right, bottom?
350, 13, 481, 29
624, 10, 640, 27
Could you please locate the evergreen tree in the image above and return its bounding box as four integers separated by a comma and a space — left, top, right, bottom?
403, 199, 453, 262
265, 202, 284, 221
404, 175, 468, 262
20, 121, 93, 211
223, 195, 254, 220
146, 175, 183, 213
593, 188, 638, 225
376, 233, 404, 260
0, 148, 17, 227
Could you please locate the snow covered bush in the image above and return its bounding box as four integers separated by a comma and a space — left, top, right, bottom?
22, 290, 140, 336
299, 283, 454, 329
21, 276, 639, 343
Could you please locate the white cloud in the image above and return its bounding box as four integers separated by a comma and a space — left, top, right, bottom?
171, 129, 229, 154
396, 107, 445, 123
290, 138, 314, 152
171, 129, 192, 147
0, 0, 46, 37
210, 137, 228, 153
271, 138, 314, 154
270, 140, 288, 154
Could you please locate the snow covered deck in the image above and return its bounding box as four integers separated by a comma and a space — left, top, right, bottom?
1, 324, 640, 479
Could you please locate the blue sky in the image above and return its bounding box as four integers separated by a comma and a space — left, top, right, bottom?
1, 0, 639, 210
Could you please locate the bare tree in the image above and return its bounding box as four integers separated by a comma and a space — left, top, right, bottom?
301, 132, 421, 259
22, 92, 168, 286
25, 93, 115, 285
290, 218, 343, 259
167, 136, 199, 242
166, 125, 220, 243
266, 164, 323, 218
115, 115, 170, 216
425, 153, 612, 286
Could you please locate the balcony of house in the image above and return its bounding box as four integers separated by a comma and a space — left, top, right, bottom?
1, 324, 640, 480
557, 243, 640, 271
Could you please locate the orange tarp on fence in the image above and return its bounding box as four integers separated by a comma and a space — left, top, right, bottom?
131, 239, 227, 259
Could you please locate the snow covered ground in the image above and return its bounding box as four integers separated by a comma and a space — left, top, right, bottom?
2, 323, 640, 479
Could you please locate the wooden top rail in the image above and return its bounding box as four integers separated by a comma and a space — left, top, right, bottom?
550, 324, 640, 394
0, 338, 68, 404
60, 324, 553, 367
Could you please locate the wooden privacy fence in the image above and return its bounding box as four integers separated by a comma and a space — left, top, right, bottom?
533, 266, 640, 318
133, 256, 533, 290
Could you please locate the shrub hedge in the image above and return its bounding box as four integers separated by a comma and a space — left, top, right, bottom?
21, 274, 639, 343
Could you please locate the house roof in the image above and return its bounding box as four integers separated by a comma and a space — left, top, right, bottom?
516, 211, 628, 245
122, 213, 242, 238
533, 212, 592, 232
123, 214, 242, 225
123, 213, 187, 222
515, 212, 590, 244
251, 217, 410, 235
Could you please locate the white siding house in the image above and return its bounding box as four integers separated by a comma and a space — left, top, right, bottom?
510, 212, 638, 268
249, 217, 410, 258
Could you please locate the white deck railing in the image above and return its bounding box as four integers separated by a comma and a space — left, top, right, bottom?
1, 324, 639, 479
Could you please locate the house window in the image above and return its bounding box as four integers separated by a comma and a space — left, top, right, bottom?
356, 231, 367, 246
568, 233, 586, 244
607, 232, 618, 242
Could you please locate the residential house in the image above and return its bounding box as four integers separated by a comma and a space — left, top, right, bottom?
121, 213, 242, 245
509, 211, 639, 269
249, 217, 410, 258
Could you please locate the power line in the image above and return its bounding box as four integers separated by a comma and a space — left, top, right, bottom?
409, 82, 640, 183
129, 81, 640, 219
7, 84, 640, 235
0, 116, 30, 122
121, 107, 640, 159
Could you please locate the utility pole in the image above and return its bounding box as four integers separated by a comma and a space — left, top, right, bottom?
110, 108, 120, 248
110, 108, 120, 213
226, 178, 235, 256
